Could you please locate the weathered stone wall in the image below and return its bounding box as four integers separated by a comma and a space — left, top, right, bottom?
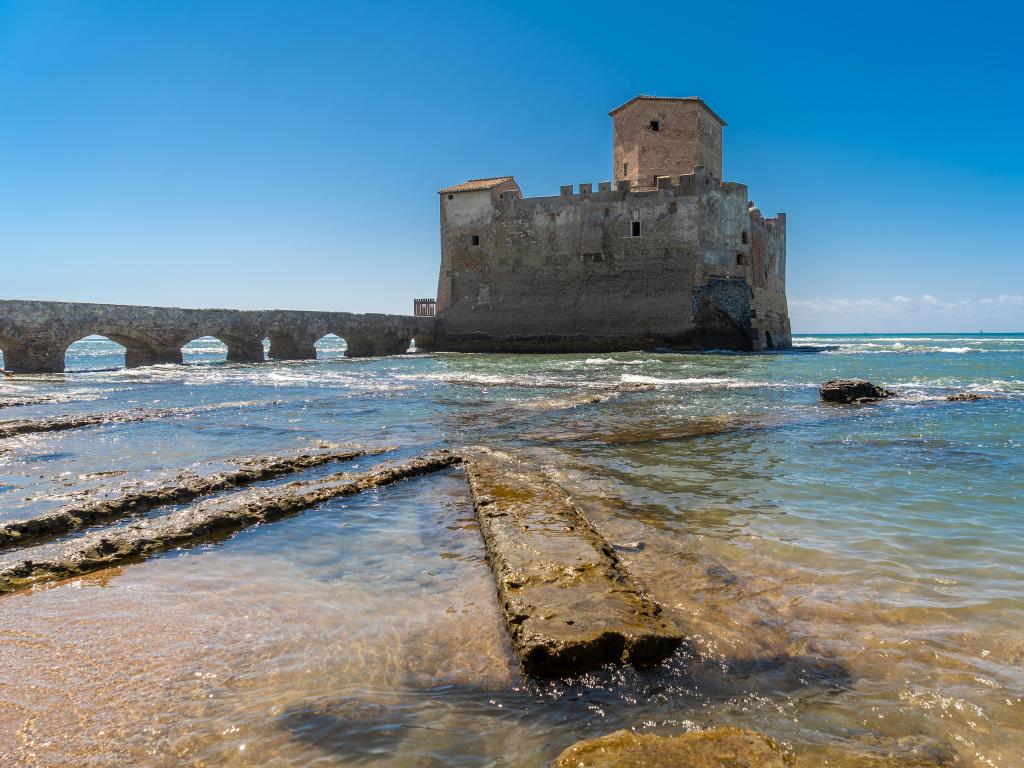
0, 300, 435, 373
436, 179, 521, 314
612, 100, 724, 190
434, 166, 790, 352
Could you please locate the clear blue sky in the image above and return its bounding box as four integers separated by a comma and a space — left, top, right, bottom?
1, 1, 1021, 332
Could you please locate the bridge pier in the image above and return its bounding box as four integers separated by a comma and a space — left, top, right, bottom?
2, 343, 65, 374
344, 331, 412, 358
267, 333, 317, 361
125, 346, 184, 368
224, 338, 266, 364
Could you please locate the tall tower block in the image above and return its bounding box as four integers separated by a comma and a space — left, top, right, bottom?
610, 96, 726, 190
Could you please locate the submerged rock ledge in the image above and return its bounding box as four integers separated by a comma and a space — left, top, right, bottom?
554, 727, 792, 767
0, 446, 382, 549
463, 446, 683, 676
0, 400, 277, 440
0, 450, 461, 594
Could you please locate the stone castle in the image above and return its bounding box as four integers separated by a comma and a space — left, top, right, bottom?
0, 96, 790, 373
430, 95, 791, 352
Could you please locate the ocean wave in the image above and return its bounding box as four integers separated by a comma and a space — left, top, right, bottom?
821, 344, 989, 355
621, 374, 733, 385
407, 371, 593, 389
618, 374, 798, 389
582, 357, 649, 366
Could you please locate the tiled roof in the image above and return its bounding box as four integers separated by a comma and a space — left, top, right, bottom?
439, 176, 516, 194
608, 95, 727, 125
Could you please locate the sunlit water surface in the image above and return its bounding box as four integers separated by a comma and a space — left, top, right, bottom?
1, 334, 1022, 766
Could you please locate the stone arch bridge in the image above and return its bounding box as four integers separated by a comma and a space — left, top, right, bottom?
0, 300, 435, 373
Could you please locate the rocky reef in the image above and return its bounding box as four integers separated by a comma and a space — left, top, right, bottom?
0, 400, 275, 439
819, 379, 897, 404
554, 727, 791, 767
0, 451, 461, 594
463, 446, 683, 676
0, 446, 379, 548
945, 392, 984, 402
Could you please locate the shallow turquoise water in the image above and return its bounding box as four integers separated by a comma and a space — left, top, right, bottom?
0, 334, 1021, 766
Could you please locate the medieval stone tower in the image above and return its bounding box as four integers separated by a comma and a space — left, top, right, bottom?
611, 96, 725, 191
431, 96, 791, 353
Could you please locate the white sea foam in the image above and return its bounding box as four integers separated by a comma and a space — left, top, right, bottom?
583, 357, 648, 366
822, 344, 989, 355
406, 371, 592, 389
621, 374, 734, 385
617, 373, 797, 389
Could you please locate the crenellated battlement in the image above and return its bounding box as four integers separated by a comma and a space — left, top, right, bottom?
538, 164, 755, 203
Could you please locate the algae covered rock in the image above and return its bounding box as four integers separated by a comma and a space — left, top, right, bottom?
463, 446, 683, 676
819, 379, 896, 404
945, 391, 984, 402
554, 727, 792, 767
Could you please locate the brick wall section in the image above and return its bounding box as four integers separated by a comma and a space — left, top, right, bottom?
612, 100, 724, 190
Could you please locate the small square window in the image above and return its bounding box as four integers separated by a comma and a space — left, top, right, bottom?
471, 235, 480, 246
650, 120, 659, 131
447, 194, 453, 200
631, 221, 642, 237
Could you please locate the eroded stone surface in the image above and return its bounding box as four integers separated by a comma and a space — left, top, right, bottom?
0, 451, 461, 594
0, 446, 381, 549
463, 446, 683, 676
0, 400, 274, 440
553, 727, 792, 767
819, 379, 896, 404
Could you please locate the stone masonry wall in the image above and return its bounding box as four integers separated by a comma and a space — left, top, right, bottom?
0, 301, 435, 373
434, 167, 790, 353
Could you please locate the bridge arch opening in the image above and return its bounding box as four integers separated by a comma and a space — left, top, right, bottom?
0, 334, 18, 372
64, 335, 127, 372
314, 334, 347, 360
181, 336, 228, 364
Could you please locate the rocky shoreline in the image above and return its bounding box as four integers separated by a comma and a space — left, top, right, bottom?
0, 445, 380, 549
0, 376, 991, 766
0, 399, 278, 439
0, 450, 461, 594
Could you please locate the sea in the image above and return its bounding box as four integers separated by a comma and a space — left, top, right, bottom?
0, 333, 1021, 766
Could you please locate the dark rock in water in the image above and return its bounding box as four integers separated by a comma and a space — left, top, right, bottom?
819, 379, 896, 404
553, 727, 792, 767
945, 392, 984, 402
278, 696, 415, 756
